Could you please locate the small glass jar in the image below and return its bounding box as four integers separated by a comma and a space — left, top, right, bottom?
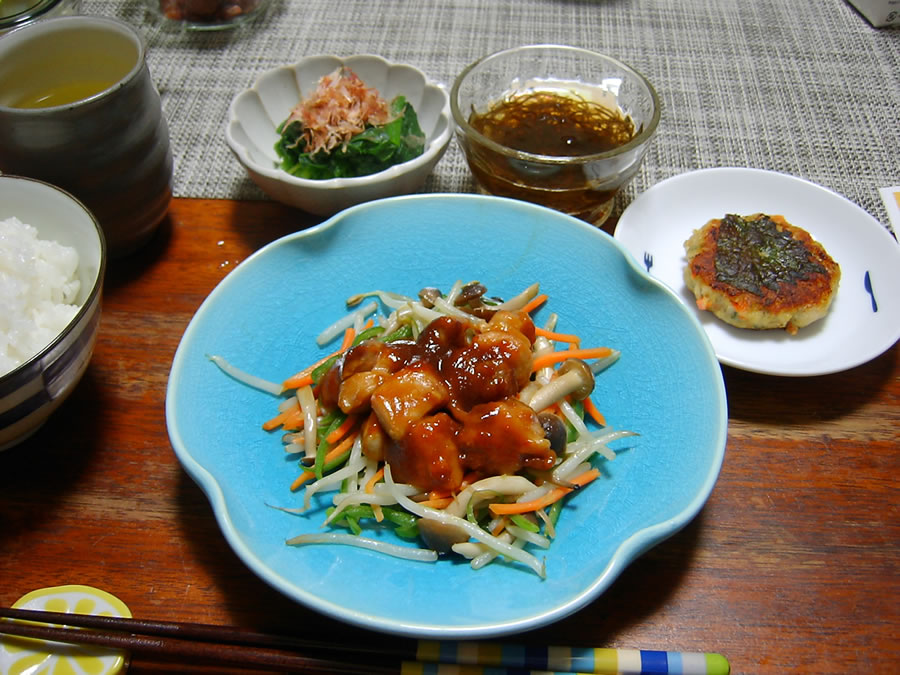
0, 0, 81, 35
146, 0, 271, 31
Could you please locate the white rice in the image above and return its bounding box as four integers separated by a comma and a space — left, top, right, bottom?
0, 217, 81, 377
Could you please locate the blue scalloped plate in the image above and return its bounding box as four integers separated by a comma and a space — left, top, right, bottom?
166, 194, 727, 638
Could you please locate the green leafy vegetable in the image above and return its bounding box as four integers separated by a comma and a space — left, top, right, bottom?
275, 96, 426, 180
326, 504, 420, 539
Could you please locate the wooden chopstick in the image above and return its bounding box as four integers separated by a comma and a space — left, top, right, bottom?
1, 606, 382, 652
0, 607, 395, 673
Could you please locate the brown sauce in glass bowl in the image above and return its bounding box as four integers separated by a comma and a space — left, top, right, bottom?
471, 90, 635, 157
464, 90, 638, 223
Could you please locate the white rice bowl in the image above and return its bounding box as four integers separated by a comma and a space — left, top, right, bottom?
0, 217, 82, 376
0, 175, 106, 451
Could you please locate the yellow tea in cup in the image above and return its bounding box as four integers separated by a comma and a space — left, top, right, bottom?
3, 39, 134, 109
12, 79, 117, 108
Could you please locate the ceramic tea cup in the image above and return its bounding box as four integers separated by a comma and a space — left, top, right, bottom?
0, 15, 173, 258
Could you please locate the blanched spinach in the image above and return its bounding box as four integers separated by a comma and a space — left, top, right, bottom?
274, 96, 426, 180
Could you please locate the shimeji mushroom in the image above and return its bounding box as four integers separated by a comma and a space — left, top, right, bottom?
417, 518, 471, 553
537, 411, 568, 453
526, 358, 595, 414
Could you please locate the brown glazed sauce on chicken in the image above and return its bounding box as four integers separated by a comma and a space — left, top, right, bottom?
318, 311, 555, 492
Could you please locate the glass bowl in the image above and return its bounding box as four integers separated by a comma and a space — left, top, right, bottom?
451, 44, 660, 226
0, 0, 80, 35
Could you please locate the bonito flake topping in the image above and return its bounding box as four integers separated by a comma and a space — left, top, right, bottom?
284, 67, 393, 156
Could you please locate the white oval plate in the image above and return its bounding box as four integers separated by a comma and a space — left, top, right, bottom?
614, 167, 900, 376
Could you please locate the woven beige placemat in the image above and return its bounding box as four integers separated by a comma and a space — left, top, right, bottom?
82, 0, 899, 227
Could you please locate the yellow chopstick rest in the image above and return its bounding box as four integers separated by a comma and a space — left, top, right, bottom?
0, 585, 132, 675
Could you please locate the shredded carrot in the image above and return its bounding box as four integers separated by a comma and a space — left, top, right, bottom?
583, 397, 607, 426
521, 293, 549, 314
283, 367, 322, 391
339, 326, 356, 351
534, 326, 580, 344
417, 497, 454, 509
489, 468, 600, 515
365, 467, 385, 494
290, 470, 315, 491
262, 407, 298, 431
291, 434, 358, 491
281, 326, 356, 390
279, 408, 306, 431
283, 373, 315, 390
491, 518, 507, 536
325, 414, 359, 444
531, 346, 613, 372
322, 432, 357, 465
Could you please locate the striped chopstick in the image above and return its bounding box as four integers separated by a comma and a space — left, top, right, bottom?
411, 642, 730, 675
0, 607, 729, 674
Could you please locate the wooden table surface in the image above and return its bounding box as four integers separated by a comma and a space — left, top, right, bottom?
1, 197, 898, 674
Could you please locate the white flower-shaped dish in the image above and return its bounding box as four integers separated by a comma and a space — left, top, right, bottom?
225, 54, 453, 215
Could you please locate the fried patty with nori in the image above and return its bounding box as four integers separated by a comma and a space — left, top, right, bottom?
683, 213, 840, 334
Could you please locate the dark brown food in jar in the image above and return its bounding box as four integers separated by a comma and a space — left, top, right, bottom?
159, 0, 260, 22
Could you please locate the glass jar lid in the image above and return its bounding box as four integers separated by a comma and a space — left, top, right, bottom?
1, 0, 65, 31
